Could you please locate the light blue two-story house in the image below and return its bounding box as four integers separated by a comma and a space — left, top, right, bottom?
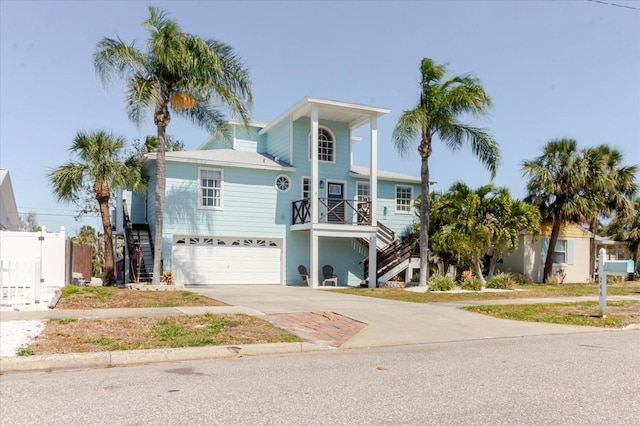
116, 97, 421, 288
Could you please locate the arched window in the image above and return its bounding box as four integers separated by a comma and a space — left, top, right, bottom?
308, 127, 335, 162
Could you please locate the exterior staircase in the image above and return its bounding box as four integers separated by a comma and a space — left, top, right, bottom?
122, 201, 154, 283
358, 222, 419, 286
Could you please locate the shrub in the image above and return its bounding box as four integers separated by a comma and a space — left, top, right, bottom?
16, 346, 34, 356
428, 274, 456, 291
61, 285, 80, 297
460, 270, 474, 282
607, 275, 623, 283
486, 273, 515, 290
509, 273, 533, 285
545, 276, 559, 285
461, 277, 482, 291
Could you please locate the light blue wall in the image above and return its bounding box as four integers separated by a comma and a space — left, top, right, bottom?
285, 233, 369, 286
376, 180, 419, 237
264, 120, 290, 163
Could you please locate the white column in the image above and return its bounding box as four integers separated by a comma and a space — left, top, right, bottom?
311, 231, 319, 288
311, 105, 319, 224
369, 115, 378, 225
368, 234, 377, 288
310, 105, 319, 288
368, 115, 378, 288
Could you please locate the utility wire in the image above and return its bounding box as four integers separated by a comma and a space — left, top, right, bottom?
587, 0, 640, 11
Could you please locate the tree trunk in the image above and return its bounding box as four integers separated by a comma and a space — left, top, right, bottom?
418, 151, 430, 287
152, 96, 170, 286
152, 125, 167, 285
543, 215, 564, 282
95, 181, 115, 286
487, 250, 498, 280
473, 252, 486, 289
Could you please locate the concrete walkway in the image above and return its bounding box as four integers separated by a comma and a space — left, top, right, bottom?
2, 285, 638, 373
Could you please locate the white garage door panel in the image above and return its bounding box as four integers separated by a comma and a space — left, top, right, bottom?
172, 243, 281, 285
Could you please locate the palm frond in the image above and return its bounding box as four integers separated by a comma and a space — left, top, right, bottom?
93, 37, 145, 87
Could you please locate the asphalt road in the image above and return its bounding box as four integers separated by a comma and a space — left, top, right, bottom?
1, 330, 638, 425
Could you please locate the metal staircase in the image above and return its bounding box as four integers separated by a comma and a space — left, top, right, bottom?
122, 201, 154, 283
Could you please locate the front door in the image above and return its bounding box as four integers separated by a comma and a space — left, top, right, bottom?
327, 182, 345, 223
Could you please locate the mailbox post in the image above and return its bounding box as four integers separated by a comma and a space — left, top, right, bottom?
598, 249, 635, 318
598, 248, 607, 317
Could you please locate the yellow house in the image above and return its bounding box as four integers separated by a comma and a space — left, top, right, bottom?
501, 222, 591, 284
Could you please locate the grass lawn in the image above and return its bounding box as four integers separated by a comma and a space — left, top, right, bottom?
57, 285, 228, 309
463, 301, 640, 328
337, 281, 640, 303
18, 286, 301, 356
337, 281, 640, 328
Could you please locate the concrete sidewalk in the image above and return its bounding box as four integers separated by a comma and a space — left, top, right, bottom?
2, 285, 638, 373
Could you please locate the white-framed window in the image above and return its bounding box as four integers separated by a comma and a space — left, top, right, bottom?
395, 185, 413, 213
199, 168, 223, 209
275, 174, 291, 192
302, 177, 311, 200
553, 240, 567, 264
356, 181, 371, 224
308, 127, 335, 162
356, 182, 370, 202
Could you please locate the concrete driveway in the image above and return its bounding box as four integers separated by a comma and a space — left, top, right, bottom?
186, 285, 606, 349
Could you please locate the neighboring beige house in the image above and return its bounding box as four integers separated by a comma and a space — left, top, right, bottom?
0, 169, 20, 231
502, 222, 591, 284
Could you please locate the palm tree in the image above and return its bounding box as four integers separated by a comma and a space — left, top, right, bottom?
49, 131, 145, 286
393, 58, 500, 288
606, 197, 640, 266
522, 139, 597, 282
93, 6, 253, 285
583, 145, 638, 276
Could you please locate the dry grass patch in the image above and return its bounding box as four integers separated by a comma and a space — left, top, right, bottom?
28, 313, 301, 355
463, 301, 640, 328
57, 286, 226, 309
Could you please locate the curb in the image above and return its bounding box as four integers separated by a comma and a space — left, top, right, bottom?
0, 342, 325, 374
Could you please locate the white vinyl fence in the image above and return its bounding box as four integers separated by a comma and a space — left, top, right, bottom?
0, 226, 66, 305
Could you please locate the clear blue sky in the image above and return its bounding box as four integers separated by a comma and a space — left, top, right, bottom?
1, 0, 639, 235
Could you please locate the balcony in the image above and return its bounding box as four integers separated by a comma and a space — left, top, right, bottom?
292, 198, 372, 226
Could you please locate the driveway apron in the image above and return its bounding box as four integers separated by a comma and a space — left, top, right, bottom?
185, 285, 603, 349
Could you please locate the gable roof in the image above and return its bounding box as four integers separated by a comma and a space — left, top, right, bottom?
259, 97, 390, 135
146, 149, 296, 172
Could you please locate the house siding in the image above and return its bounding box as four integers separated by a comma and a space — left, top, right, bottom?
502, 223, 591, 283
160, 161, 288, 270
265, 120, 291, 163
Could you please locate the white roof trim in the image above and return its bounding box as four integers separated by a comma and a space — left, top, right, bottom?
259, 96, 390, 135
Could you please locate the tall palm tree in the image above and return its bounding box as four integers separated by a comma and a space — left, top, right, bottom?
583, 145, 638, 275
49, 131, 145, 286
522, 139, 597, 282
93, 6, 253, 285
393, 58, 500, 288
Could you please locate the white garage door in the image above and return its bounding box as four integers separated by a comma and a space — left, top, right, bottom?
172, 236, 282, 285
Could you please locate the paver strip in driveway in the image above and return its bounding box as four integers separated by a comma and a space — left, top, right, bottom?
266, 311, 367, 348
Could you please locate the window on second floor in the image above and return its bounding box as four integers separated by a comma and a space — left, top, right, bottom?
308, 127, 335, 162
199, 168, 223, 209
302, 177, 311, 200
395, 185, 412, 214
